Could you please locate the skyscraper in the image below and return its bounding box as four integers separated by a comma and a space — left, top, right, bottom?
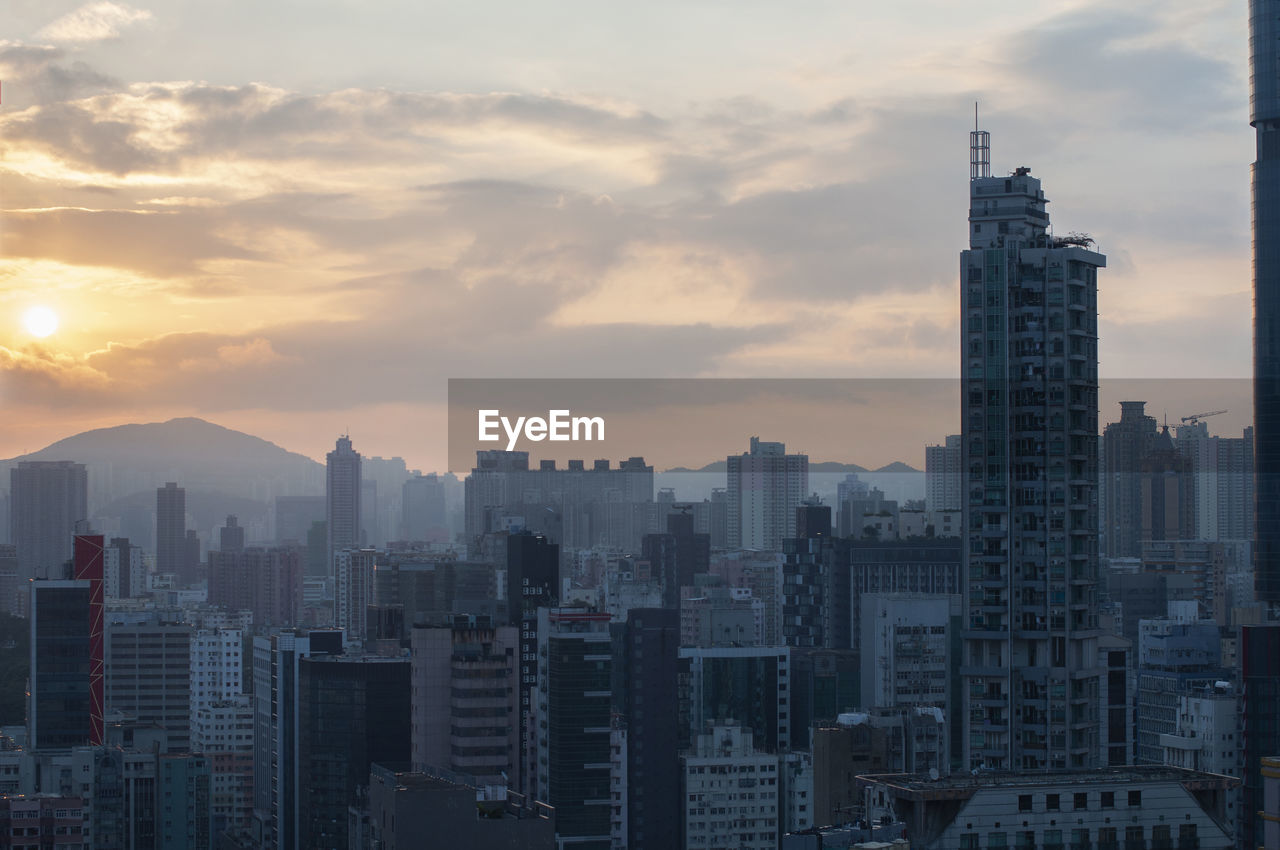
156, 482, 188, 581
726, 437, 808, 550
1252, 0, 1280, 603
325, 436, 362, 572
10, 460, 87, 580
1101, 401, 1157, 559
960, 130, 1105, 771
925, 435, 963, 513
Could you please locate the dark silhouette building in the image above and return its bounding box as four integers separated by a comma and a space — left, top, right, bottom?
1102, 400, 1158, 558
1252, 0, 1280, 604
297, 654, 410, 850
326, 436, 363, 574
506, 532, 558, 794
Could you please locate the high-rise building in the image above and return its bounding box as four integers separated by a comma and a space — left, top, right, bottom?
783, 503, 832, 648
190, 628, 252, 839
726, 437, 808, 550
1102, 401, 1158, 559
860, 593, 953, 717
297, 653, 411, 850
10, 460, 87, 580
156, 482, 188, 581
1240, 623, 1280, 850
103, 537, 145, 601
410, 617, 519, 785
614, 607, 680, 850
1139, 428, 1194, 545
209, 547, 302, 628
926, 435, 964, 514
105, 621, 193, 752
325, 435, 362, 571
1252, 0, 1280, 604
401, 472, 446, 542
506, 532, 558, 793
534, 608, 612, 849
679, 644, 791, 754
29, 534, 105, 750
274, 496, 325, 544
681, 724, 781, 850
334, 548, 376, 639
252, 629, 344, 850
219, 515, 245, 553
960, 133, 1105, 771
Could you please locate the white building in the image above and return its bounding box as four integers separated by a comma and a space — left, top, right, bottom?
191, 628, 244, 719
334, 548, 376, 640
682, 724, 780, 850
860, 593, 953, 713
1160, 683, 1241, 835
727, 437, 808, 551
103, 539, 146, 601
925, 435, 963, 515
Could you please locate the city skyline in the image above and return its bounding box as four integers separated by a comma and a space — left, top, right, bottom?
0, 0, 1255, 470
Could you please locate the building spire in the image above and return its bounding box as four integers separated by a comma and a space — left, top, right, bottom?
970, 102, 990, 181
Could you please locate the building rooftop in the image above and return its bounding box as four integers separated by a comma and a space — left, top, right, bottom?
858, 766, 1239, 799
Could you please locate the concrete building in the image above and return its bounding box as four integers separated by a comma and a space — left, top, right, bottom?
727, 438, 809, 551
190, 627, 251, 838
1101, 401, 1157, 559
1134, 621, 1228, 766
783, 505, 831, 649
960, 135, 1105, 771
325, 435, 362, 571
857, 767, 1237, 850
156, 482, 189, 584
401, 472, 447, 542
1159, 683, 1241, 836
105, 620, 192, 752
208, 547, 302, 628
681, 724, 781, 850
410, 617, 518, 786
925, 435, 963, 516
10, 460, 88, 581
333, 548, 376, 640
103, 537, 145, 601
859, 594, 952, 716
364, 763, 554, 850
1097, 631, 1133, 767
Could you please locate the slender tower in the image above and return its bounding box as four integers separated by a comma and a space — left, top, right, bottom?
1251, 1, 1280, 602
960, 120, 1106, 772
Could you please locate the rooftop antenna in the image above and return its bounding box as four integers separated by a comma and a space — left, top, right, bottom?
970, 101, 990, 181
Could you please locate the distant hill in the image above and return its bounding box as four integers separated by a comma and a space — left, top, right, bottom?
662, 459, 917, 474
0, 417, 324, 514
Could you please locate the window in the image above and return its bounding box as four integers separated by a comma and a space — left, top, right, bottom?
1100, 791, 1114, 809
1073, 793, 1088, 811
1046, 794, 1059, 812
1019, 795, 1033, 813
1127, 790, 1141, 808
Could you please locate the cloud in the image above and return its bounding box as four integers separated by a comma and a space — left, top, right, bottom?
36, 2, 152, 44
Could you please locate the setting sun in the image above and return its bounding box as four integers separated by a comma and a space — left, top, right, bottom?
22, 306, 59, 338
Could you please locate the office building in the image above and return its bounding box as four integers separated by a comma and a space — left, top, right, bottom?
860, 594, 952, 715
326, 435, 362, 571
783, 503, 832, 649
960, 134, 1105, 771
1252, 0, 1280, 603
29, 534, 105, 750
105, 621, 193, 752
159, 753, 213, 850
209, 547, 302, 628
251, 628, 344, 850
534, 608, 612, 849
680, 644, 791, 754
297, 653, 411, 850
10, 460, 87, 580
1134, 621, 1228, 766
1240, 623, 1280, 850
727, 437, 808, 551
846, 539, 962, 656
613, 607, 680, 850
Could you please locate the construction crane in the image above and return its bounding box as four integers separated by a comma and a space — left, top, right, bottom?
1180, 409, 1227, 426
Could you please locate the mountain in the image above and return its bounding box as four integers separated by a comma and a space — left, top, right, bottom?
0, 417, 324, 517
662, 459, 916, 474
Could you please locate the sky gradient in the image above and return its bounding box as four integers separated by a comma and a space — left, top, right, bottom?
0, 0, 1254, 471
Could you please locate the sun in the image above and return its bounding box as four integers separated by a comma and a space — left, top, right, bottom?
23, 306, 59, 338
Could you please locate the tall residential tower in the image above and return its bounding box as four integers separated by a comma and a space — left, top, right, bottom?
325, 435, 362, 572
960, 128, 1105, 771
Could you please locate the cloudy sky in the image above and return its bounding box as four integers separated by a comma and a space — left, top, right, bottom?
0, 0, 1253, 471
